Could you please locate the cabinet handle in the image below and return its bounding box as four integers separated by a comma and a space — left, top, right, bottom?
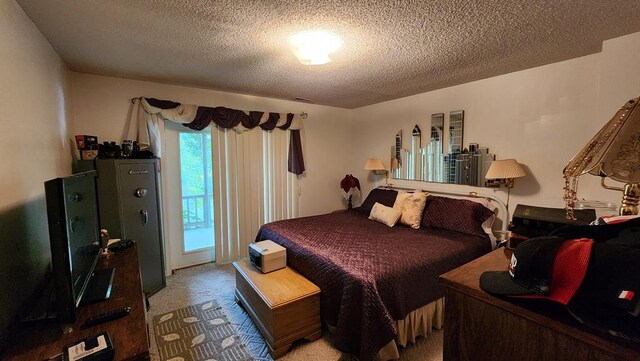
140, 209, 149, 224
69, 216, 80, 233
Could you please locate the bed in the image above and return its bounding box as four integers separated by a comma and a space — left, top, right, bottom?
255, 187, 506, 361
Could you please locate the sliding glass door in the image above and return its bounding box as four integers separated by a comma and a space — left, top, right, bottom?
163, 122, 215, 270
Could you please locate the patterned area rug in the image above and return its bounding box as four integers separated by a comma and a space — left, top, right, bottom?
148, 262, 443, 361
153, 299, 253, 361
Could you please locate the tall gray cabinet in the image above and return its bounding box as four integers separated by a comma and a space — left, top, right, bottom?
86, 159, 166, 295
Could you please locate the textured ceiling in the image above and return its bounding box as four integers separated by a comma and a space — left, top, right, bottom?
15, 0, 640, 109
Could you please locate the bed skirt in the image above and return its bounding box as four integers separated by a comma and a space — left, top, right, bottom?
327, 298, 445, 360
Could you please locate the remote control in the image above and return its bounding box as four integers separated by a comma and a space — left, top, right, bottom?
82, 307, 131, 328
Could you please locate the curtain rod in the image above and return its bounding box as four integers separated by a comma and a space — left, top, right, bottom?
130, 97, 307, 119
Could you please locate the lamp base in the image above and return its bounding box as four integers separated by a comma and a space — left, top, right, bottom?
620, 183, 639, 215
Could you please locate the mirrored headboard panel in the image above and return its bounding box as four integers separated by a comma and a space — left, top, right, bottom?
391, 110, 496, 187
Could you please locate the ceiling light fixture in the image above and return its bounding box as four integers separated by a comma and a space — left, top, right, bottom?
290, 30, 342, 65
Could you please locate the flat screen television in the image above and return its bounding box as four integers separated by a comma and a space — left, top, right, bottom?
45, 170, 103, 323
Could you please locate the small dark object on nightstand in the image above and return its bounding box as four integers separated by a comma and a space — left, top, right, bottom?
63, 331, 115, 361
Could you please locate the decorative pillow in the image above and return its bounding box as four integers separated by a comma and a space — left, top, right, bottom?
421, 196, 495, 238
447, 195, 497, 213
369, 202, 403, 227
355, 188, 398, 214
393, 191, 429, 229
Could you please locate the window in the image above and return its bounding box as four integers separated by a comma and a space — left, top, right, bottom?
179, 132, 214, 253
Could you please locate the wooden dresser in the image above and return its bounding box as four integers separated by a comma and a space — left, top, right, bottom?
440, 248, 640, 361
233, 259, 321, 359
4, 245, 149, 361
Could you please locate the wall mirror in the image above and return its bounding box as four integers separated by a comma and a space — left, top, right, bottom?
391, 110, 496, 187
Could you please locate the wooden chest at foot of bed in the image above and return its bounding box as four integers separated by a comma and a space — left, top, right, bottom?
233, 259, 321, 358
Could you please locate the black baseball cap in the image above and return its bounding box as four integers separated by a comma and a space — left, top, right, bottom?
480, 236, 640, 341
480, 236, 592, 304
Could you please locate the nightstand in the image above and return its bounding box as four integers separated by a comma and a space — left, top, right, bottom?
439, 249, 640, 361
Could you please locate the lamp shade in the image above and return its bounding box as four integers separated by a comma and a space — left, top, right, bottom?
364, 158, 386, 171
563, 96, 640, 219
564, 97, 640, 183
391, 158, 399, 170
485, 159, 526, 179
340, 174, 361, 200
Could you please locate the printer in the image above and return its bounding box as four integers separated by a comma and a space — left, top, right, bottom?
248, 240, 286, 273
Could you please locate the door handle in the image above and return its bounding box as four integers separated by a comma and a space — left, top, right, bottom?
140, 209, 149, 225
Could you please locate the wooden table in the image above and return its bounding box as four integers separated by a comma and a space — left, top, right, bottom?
4, 245, 149, 361
233, 259, 321, 359
440, 248, 640, 361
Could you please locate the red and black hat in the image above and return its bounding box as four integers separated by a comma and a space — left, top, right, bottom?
480, 236, 640, 341
568, 242, 640, 341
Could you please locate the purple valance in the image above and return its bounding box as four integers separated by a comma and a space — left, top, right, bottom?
146, 98, 291, 132
138, 97, 305, 175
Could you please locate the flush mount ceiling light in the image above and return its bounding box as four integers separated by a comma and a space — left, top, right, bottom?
290, 30, 342, 65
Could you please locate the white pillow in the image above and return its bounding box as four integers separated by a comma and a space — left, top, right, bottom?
369, 202, 402, 227
393, 191, 429, 229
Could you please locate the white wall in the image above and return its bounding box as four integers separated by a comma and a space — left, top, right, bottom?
351, 31, 640, 218
0, 0, 72, 209
69, 73, 354, 216
0, 0, 71, 348
598, 32, 640, 119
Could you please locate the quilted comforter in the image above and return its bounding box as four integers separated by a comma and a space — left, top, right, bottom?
256, 210, 491, 361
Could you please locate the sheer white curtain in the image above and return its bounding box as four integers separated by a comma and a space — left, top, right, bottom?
263, 128, 300, 223
212, 127, 299, 263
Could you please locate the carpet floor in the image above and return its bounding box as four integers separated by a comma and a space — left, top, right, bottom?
148, 262, 444, 361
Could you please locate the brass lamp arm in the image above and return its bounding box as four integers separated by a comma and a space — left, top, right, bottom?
600, 176, 624, 192
600, 177, 640, 215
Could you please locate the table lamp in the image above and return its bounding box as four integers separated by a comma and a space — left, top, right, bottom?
340, 174, 361, 209
563, 97, 640, 219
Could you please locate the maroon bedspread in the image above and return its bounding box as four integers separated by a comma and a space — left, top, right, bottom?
256, 210, 491, 361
